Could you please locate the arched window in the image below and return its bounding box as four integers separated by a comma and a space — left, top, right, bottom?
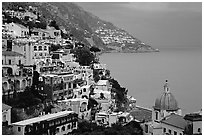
67, 124, 71, 130
156, 111, 159, 120
62, 126, 65, 131
34, 46, 37, 51
39, 46, 42, 51
198, 128, 201, 133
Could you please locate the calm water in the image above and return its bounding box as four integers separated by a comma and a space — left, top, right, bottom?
100, 47, 202, 114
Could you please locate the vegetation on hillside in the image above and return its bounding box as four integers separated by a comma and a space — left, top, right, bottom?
71, 46, 96, 66
109, 78, 129, 112
72, 120, 143, 135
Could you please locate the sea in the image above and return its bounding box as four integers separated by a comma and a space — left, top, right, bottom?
100, 47, 202, 115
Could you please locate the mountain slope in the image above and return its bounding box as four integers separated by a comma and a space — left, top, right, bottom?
2, 2, 158, 52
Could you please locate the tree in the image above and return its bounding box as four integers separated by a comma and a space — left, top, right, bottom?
72, 47, 95, 66
72, 120, 143, 135
109, 78, 129, 111
90, 46, 101, 53
87, 97, 98, 110
49, 20, 59, 30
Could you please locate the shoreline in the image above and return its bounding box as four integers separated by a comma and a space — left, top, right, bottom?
99, 50, 159, 55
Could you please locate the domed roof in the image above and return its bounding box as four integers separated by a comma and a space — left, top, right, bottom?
154, 80, 179, 111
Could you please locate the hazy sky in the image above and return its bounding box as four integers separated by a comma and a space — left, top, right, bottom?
76, 2, 202, 49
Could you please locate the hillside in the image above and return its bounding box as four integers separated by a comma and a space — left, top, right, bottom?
2, 2, 158, 52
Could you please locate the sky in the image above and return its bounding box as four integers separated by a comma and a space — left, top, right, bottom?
76, 2, 202, 49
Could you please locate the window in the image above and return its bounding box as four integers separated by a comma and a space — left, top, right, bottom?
39, 53, 42, 56
155, 111, 158, 120
2, 60, 3, 64
83, 88, 86, 92
18, 127, 21, 132
145, 124, 148, 133
19, 60, 21, 65
169, 129, 171, 135
198, 128, 201, 133
62, 126, 65, 131
174, 131, 177, 135
8, 59, 11, 65
56, 128, 60, 133
180, 133, 182, 135
73, 122, 76, 128
34, 46, 37, 51
163, 128, 166, 133
44, 46, 47, 50
67, 124, 71, 130
39, 46, 42, 51
69, 83, 72, 88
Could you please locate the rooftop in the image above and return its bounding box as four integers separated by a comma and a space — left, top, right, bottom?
184, 113, 202, 121
15, 23, 28, 29
130, 106, 152, 122
58, 98, 88, 102
52, 72, 74, 76
12, 111, 75, 126
96, 80, 109, 86
161, 113, 188, 130
118, 112, 130, 117
2, 103, 12, 111
2, 51, 24, 57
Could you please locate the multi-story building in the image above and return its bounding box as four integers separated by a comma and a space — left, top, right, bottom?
72, 85, 90, 99
95, 80, 111, 91
31, 28, 50, 39
12, 111, 78, 135
95, 111, 133, 127
2, 49, 33, 102
57, 98, 90, 120
2, 51, 24, 76
33, 42, 50, 64
42, 72, 74, 101
184, 112, 202, 135
46, 26, 61, 39
5, 22, 29, 38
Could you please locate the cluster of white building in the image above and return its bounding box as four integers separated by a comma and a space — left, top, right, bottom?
95, 26, 136, 45
2, 8, 135, 134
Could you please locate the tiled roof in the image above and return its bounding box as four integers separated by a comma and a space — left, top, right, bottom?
184, 113, 202, 121
161, 113, 187, 129
2, 103, 12, 111
130, 107, 152, 122
12, 111, 75, 126
2, 51, 24, 56
15, 23, 28, 29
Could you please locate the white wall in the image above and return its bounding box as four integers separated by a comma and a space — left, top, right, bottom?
161, 123, 184, 135
2, 109, 11, 125
13, 125, 25, 135
193, 121, 202, 134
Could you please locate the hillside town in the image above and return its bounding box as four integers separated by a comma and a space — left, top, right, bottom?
95, 26, 137, 45
2, 3, 202, 135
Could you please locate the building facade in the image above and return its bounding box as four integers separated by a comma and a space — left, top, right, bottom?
12, 111, 78, 135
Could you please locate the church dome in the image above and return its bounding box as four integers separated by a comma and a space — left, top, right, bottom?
154, 80, 179, 111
